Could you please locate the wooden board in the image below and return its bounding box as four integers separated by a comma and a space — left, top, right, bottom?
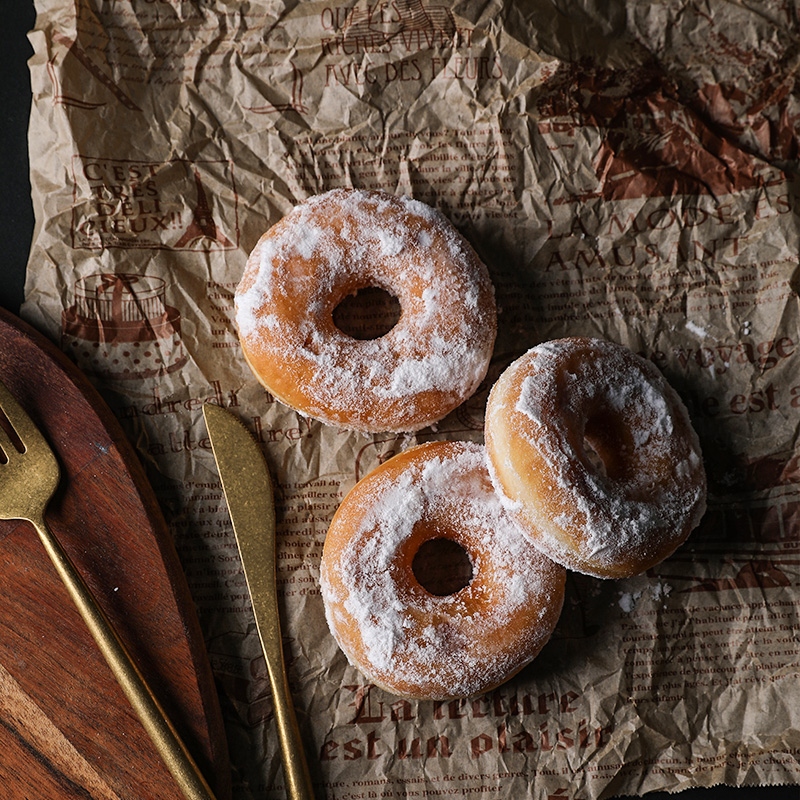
0, 308, 231, 800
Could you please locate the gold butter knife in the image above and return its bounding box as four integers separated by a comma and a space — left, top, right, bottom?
203, 403, 315, 800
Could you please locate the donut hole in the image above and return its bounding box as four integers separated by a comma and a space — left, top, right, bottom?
333, 286, 401, 340
582, 410, 631, 481
412, 537, 473, 596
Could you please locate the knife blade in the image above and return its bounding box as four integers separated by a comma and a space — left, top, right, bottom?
203, 403, 315, 800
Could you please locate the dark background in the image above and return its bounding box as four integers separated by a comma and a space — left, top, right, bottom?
2, 2, 798, 799
2, 1, 35, 317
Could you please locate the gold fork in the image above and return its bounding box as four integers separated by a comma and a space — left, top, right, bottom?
0, 379, 217, 800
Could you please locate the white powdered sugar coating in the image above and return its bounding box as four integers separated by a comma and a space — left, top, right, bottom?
377, 333, 479, 398
295, 223, 324, 259
234, 189, 496, 432
377, 228, 404, 257
493, 337, 707, 577
320, 442, 564, 699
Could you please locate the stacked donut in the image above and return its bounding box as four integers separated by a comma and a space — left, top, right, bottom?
484, 338, 707, 580
234, 189, 707, 700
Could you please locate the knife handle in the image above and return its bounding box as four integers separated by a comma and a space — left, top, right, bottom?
263, 642, 316, 800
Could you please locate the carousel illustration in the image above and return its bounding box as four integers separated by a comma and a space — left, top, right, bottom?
61, 272, 189, 380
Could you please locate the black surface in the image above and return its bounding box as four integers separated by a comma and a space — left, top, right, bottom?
2, 0, 35, 316
2, 3, 798, 799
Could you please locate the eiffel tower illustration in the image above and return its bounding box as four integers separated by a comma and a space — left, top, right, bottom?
174, 170, 234, 249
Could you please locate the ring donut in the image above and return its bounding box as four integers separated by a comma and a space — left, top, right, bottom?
485, 337, 707, 579
234, 189, 497, 433
320, 440, 566, 700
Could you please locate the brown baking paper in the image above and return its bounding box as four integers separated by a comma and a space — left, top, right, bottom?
21, 0, 800, 798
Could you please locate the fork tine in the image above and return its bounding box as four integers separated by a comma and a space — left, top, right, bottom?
0, 416, 16, 462
0, 379, 42, 453
0, 379, 60, 510
0, 384, 27, 461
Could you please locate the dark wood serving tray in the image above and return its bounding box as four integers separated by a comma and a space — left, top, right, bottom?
0, 307, 231, 800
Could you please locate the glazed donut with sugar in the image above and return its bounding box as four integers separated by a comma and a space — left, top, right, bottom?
235, 189, 497, 433
320, 440, 566, 700
485, 337, 707, 579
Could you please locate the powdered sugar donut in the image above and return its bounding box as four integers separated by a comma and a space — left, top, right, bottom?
320, 440, 566, 700
485, 338, 707, 579
235, 189, 497, 433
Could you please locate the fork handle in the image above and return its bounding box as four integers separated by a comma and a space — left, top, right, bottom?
31, 514, 217, 800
